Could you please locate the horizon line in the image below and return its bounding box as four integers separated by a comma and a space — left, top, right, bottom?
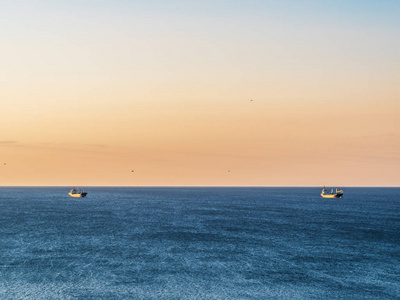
0, 185, 399, 188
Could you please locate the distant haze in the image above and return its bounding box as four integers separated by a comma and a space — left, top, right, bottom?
1, 1, 399, 186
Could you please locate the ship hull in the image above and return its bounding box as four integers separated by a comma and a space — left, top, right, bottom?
321, 193, 343, 198
68, 192, 87, 198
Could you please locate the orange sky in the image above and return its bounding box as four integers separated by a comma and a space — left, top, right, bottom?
1, 1, 399, 186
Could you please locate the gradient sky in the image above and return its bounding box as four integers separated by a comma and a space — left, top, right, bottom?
1, 0, 399, 186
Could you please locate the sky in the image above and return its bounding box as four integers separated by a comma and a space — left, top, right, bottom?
1, 0, 399, 186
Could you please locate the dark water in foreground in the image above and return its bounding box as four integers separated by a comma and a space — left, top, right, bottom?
0, 187, 399, 299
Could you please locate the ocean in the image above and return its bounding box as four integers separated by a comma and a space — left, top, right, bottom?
0, 187, 399, 299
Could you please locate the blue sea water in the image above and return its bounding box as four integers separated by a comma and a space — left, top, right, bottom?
0, 187, 399, 299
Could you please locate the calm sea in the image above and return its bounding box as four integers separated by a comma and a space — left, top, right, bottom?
0, 187, 399, 299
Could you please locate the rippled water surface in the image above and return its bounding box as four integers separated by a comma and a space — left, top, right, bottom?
0, 187, 399, 299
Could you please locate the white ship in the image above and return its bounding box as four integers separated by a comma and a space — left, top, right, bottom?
68, 187, 87, 198
321, 186, 343, 198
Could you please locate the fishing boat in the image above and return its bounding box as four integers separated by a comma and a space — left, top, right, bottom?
321, 186, 343, 198
68, 187, 87, 198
